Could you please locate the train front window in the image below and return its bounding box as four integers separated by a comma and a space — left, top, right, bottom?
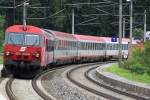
7, 32, 41, 46
7, 33, 24, 45
25, 34, 40, 46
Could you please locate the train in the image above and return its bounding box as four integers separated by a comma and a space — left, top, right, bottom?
1, 25, 137, 77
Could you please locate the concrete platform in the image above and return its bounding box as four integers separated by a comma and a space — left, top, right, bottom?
96, 63, 150, 97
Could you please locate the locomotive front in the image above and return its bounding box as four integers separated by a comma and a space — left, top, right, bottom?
2, 25, 44, 77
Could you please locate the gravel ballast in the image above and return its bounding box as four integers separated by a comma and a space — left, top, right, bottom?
41, 66, 106, 100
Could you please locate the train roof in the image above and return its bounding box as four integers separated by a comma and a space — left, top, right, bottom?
74, 34, 105, 42
6, 25, 137, 44
102, 37, 137, 44
102, 37, 129, 43
6, 25, 44, 34
47, 30, 76, 39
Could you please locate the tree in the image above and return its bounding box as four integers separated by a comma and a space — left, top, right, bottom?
133, 28, 143, 40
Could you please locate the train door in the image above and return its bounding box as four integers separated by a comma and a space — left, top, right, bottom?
46, 39, 54, 64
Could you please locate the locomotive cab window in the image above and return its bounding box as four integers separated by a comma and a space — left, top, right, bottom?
6, 32, 41, 46
25, 34, 40, 46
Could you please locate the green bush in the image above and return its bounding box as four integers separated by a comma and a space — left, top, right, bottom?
122, 41, 150, 74
0, 46, 3, 52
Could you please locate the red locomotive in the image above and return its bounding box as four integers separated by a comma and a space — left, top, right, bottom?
2, 25, 137, 77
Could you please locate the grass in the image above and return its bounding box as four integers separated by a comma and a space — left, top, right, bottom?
0, 46, 3, 52
105, 64, 150, 84
0, 46, 3, 64
0, 56, 3, 64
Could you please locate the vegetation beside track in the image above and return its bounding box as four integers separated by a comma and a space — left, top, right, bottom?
0, 46, 3, 52
122, 41, 150, 75
0, 44, 3, 64
0, 56, 3, 64
0, 15, 4, 41
105, 64, 150, 84
106, 41, 150, 84
0, 15, 4, 64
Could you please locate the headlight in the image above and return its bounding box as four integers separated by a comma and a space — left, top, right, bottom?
5, 51, 13, 56
33, 53, 40, 58
35, 53, 40, 58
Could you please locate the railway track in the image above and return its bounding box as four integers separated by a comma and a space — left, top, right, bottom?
5, 77, 44, 100
66, 62, 145, 100
6, 78, 17, 100
32, 68, 57, 100
3, 61, 148, 100
85, 67, 149, 100
4, 65, 69, 100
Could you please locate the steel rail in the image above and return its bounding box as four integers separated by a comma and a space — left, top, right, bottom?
5, 78, 18, 100
32, 64, 73, 100
66, 62, 122, 100
32, 68, 57, 100
32, 62, 104, 100
85, 67, 149, 100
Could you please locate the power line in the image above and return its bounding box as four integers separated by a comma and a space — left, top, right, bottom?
93, 7, 114, 16
64, 1, 112, 6
76, 23, 102, 26
45, 8, 66, 19
27, 8, 66, 20
0, 6, 14, 9
15, 0, 30, 8
76, 17, 98, 25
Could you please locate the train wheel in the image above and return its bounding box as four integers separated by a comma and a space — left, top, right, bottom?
1, 67, 11, 77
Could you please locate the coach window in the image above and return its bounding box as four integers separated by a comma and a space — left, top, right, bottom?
122, 44, 124, 50
68, 41, 70, 50
100, 43, 102, 50
87, 42, 89, 50
83, 42, 85, 50
114, 44, 116, 50
73, 42, 75, 50
89, 43, 91, 50
91, 43, 93, 50
61, 40, 63, 50
70, 41, 71, 50
106, 44, 108, 50
99, 43, 101, 50
112, 44, 114, 50
58, 40, 61, 50
126, 44, 128, 50
84, 42, 86, 50
106, 44, 109, 50
86, 42, 88, 50
93, 43, 94, 50
64, 40, 66, 49
96, 43, 98, 50
95, 43, 97, 50
98, 43, 100, 50
124, 44, 126, 50
84, 42, 85, 50
66, 40, 68, 50
66, 41, 68, 50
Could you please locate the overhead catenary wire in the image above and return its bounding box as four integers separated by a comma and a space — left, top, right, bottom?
64, 1, 112, 6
